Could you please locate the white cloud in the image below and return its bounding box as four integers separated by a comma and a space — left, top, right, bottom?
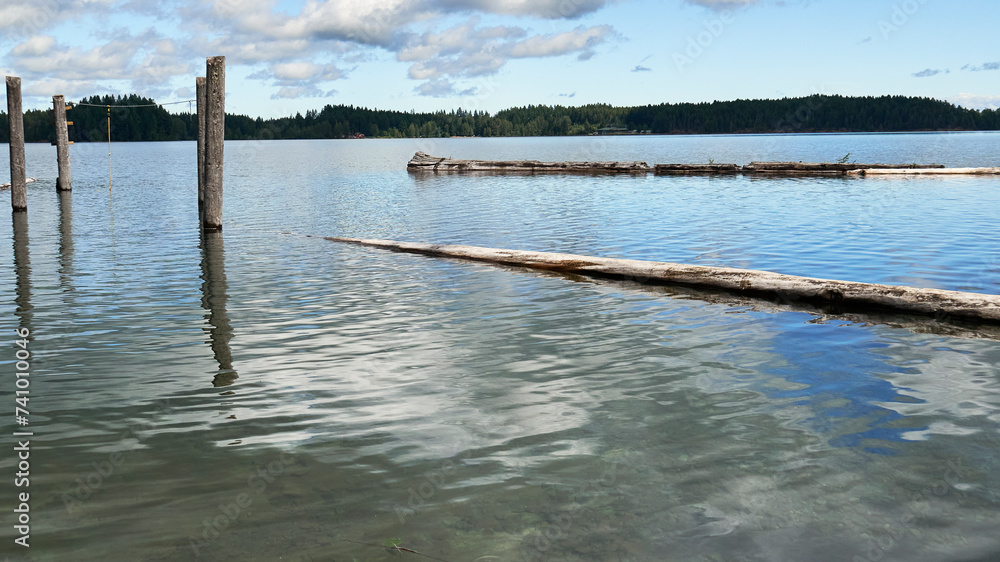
962, 61, 1000, 72
395, 19, 616, 93
9, 35, 55, 56
242, 61, 346, 98
214, 0, 615, 47
407, 52, 506, 80
270, 85, 334, 99
273, 62, 323, 81
507, 25, 613, 58
0, 0, 118, 35
4, 0, 623, 103
0, 1, 61, 34
154, 39, 177, 55
11, 40, 137, 80
194, 38, 322, 66
949, 93, 1000, 110
396, 19, 525, 62
415, 77, 477, 97
6, 29, 193, 101
437, 0, 611, 19
21, 77, 100, 100
194, 0, 620, 96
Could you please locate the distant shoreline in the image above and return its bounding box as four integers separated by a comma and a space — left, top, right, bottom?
2, 94, 997, 144
13, 128, 999, 144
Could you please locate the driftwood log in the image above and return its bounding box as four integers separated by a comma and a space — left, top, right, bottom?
327, 237, 1000, 325
742, 162, 945, 174
849, 167, 1000, 176
407, 153, 991, 177
1, 177, 37, 190
407, 153, 997, 178
407, 151, 650, 173
654, 164, 740, 175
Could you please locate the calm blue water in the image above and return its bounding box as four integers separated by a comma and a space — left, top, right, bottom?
0, 133, 999, 561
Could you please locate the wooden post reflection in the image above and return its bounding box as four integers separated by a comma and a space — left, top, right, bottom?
58, 190, 73, 293
12, 211, 32, 328
200, 229, 237, 386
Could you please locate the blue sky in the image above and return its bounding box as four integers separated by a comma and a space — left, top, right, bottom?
1, 0, 998, 118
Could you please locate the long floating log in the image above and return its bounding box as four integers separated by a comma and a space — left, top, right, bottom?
0, 177, 37, 190
410, 153, 980, 177
741, 161, 945, 174
594, 277, 1000, 341
654, 163, 740, 175
849, 167, 1000, 176
326, 237, 1000, 325
407, 151, 650, 174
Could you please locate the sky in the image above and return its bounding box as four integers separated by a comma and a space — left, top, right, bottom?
1, 0, 998, 119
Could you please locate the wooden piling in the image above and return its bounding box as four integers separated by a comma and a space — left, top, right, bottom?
326, 237, 1000, 325
53, 95, 72, 191
6, 76, 27, 212
203, 57, 225, 230
196, 77, 206, 212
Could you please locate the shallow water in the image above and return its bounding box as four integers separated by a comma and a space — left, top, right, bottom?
0, 133, 999, 561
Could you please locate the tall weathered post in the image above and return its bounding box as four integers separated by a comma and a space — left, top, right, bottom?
203, 57, 225, 230
53, 94, 72, 191
6, 76, 27, 212
196, 77, 207, 213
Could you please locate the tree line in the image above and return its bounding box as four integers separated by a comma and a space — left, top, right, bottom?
1, 94, 997, 144
0, 95, 197, 144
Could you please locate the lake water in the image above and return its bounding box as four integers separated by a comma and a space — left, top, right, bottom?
1, 132, 999, 561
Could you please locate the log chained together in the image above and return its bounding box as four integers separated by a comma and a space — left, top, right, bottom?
847, 167, 1000, 176
326, 237, 1000, 325
406, 151, 650, 173
407, 152, 998, 176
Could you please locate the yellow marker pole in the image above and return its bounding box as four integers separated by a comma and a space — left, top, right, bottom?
106, 105, 112, 190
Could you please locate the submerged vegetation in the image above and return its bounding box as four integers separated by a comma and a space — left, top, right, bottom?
1, 94, 997, 143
